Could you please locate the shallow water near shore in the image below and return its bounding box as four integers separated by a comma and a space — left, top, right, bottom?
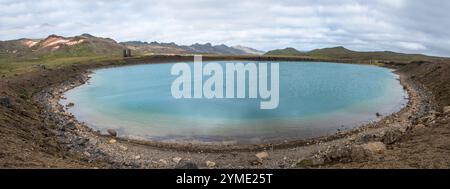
62, 61, 407, 144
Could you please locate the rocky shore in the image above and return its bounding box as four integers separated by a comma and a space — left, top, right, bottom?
1, 56, 449, 168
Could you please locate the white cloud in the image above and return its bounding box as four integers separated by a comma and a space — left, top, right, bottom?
378, 0, 405, 8
0, 0, 449, 56
396, 42, 426, 51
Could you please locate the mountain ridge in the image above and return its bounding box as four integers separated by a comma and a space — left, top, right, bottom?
265, 47, 304, 56
0, 34, 266, 58
1, 34, 447, 63
0, 34, 124, 57
121, 41, 264, 55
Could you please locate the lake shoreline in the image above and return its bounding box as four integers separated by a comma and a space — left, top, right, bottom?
37, 57, 428, 168
58, 61, 409, 147
1, 55, 449, 168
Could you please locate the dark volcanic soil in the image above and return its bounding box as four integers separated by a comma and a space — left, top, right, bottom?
0, 56, 449, 168
326, 61, 450, 168
0, 55, 197, 168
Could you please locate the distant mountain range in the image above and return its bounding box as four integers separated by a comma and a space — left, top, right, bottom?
0, 34, 447, 63
231, 45, 265, 55
0, 34, 265, 58
121, 41, 265, 55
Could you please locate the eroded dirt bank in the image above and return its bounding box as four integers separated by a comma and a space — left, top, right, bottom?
0, 55, 196, 168
326, 61, 450, 168
1, 56, 449, 168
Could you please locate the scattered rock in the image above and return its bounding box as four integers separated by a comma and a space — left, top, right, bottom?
0, 96, 13, 108
119, 145, 128, 151
324, 146, 352, 163
107, 129, 117, 137
443, 106, 450, 114
76, 138, 89, 146
249, 159, 263, 166
89, 138, 99, 145
83, 151, 91, 157
420, 114, 436, 124
357, 133, 378, 143
382, 129, 403, 144
159, 159, 168, 165
108, 139, 117, 144
35, 64, 46, 70
437, 118, 448, 124
206, 161, 216, 168
323, 145, 368, 163
415, 123, 426, 129
66, 102, 75, 107
429, 110, 440, 116
398, 126, 408, 133
134, 155, 141, 160
66, 122, 76, 130
172, 157, 182, 164
349, 145, 368, 161
376, 112, 381, 117
251, 151, 269, 165
312, 158, 325, 166
255, 151, 269, 161
175, 160, 198, 169
362, 142, 386, 154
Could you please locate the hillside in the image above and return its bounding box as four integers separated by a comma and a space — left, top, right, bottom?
0, 39, 36, 57
0, 34, 124, 58
265, 46, 447, 63
306, 46, 446, 63
307, 46, 354, 57
264, 47, 304, 56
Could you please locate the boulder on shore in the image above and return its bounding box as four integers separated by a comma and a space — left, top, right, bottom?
443, 106, 450, 114
382, 129, 403, 144
108, 139, 117, 144
362, 142, 386, 154
107, 129, 117, 137
0, 96, 13, 108
323, 145, 368, 163
206, 161, 216, 168
255, 151, 269, 161
172, 157, 182, 164
175, 160, 198, 169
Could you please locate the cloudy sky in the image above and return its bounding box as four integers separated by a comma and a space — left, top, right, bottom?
1, 0, 449, 56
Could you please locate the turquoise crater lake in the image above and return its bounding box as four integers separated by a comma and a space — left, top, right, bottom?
62, 61, 407, 144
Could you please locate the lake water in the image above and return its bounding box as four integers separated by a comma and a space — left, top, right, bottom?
62, 61, 407, 144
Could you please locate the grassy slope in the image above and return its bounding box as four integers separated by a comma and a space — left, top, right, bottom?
265, 47, 304, 56
0, 55, 122, 77
2, 45, 448, 78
